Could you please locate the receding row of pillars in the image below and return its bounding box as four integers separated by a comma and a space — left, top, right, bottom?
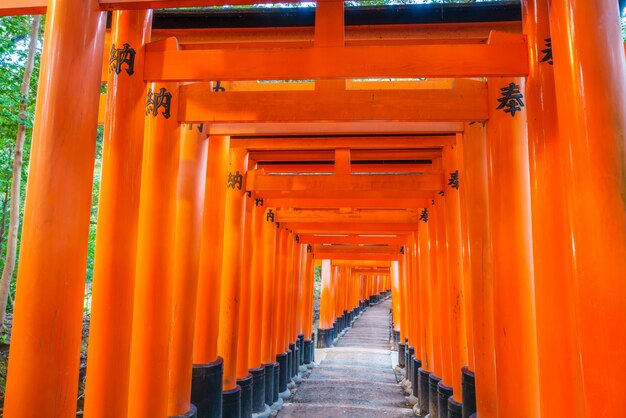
317, 264, 391, 347
384, 2, 626, 418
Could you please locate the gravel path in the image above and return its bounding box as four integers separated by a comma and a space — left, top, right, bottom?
278, 299, 413, 418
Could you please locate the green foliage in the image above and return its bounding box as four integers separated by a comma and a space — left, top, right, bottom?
0, 16, 42, 315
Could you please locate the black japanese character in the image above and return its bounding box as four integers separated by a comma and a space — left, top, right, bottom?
496, 82, 525, 117
109, 43, 136, 76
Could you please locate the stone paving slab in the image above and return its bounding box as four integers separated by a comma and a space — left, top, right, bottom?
277, 299, 413, 418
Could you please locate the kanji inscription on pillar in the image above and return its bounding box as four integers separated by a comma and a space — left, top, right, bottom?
227, 171, 243, 190
496, 82, 524, 117
419, 208, 428, 223
540, 38, 553, 65
266, 209, 275, 222
213, 81, 226, 92
448, 170, 459, 190
145, 87, 172, 119
109, 43, 136, 76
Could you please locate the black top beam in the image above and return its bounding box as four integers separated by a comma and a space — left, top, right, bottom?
148, 1, 522, 30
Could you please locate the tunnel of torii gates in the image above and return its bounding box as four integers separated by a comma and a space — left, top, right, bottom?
0, 0, 625, 418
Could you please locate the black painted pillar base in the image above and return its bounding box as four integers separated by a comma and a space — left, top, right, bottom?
332, 321, 338, 339
343, 310, 349, 329
407, 346, 415, 383
191, 357, 224, 418
438, 381, 453, 418
169, 404, 198, 418
288, 344, 296, 378
276, 352, 288, 393
398, 343, 406, 368
317, 328, 333, 348
250, 366, 265, 414
293, 345, 299, 376
448, 396, 463, 418
297, 334, 305, 366
262, 363, 274, 407
418, 368, 431, 417
462, 366, 477, 418
310, 332, 316, 362
369, 295, 375, 305
237, 374, 253, 418
272, 362, 280, 404
411, 356, 422, 398
303, 339, 312, 364
222, 386, 242, 418
429, 374, 443, 418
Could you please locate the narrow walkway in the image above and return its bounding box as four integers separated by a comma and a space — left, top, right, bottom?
278, 299, 413, 417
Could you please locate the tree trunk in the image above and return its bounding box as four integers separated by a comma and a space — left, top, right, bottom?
0, 183, 11, 250
0, 15, 41, 326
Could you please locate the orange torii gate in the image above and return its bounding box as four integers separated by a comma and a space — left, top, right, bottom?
0, 1, 625, 418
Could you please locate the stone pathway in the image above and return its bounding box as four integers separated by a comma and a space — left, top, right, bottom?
277, 299, 413, 418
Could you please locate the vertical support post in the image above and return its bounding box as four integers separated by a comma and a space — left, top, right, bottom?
127, 80, 181, 417
391, 260, 402, 340
191, 135, 230, 418
235, 168, 254, 418
4, 0, 105, 415
523, 0, 586, 416
318, 259, 334, 348
443, 144, 469, 406
417, 214, 433, 417
84, 9, 152, 418
247, 195, 267, 415
550, 1, 626, 415
167, 124, 209, 417
260, 207, 277, 365
218, 147, 249, 394
434, 170, 453, 392
487, 69, 540, 415
461, 122, 497, 418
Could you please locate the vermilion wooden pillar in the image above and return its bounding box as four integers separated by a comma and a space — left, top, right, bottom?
391, 260, 402, 335
248, 198, 266, 370
409, 233, 421, 356
84, 10, 151, 418
260, 207, 277, 364
428, 204, 443, 381
550, 1, 626, 416
127, 80, 181, 417
236, 185, 255, 381
417, 218, 432, 372
193, 135, 230, 364
167, 124, 209, 417
461, 122, 498, 418
443, 145, 469, 404
398, 249, 410, 345
218, 147, 249, 392
274, 227, 289, 355
487, 71, 540, 416
434, 183, 453, 390
404, 235, 416, 351
523, 0, 586, 416
4, 0, 105, 415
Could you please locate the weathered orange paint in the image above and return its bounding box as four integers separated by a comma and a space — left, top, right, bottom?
319, 260, 334, 330
260, 207, 278, 362
193, 135, 230, 364
84, 9, 151, 418
167, 125, 208, 416
443, 145, 468, 401
487, 75, 540, 416
523, 0, 586, 416
248, 199, 267, 370
550, 1, 626, 415
3, 0, 105, 415
217, 147, 249, 391
461, 122, 498, 417
236, 187, 255, 379
127, 80, 181, 417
